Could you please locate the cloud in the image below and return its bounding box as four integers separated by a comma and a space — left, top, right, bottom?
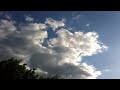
19, 23, 47, 31
5, 15, 11, 20
35, 68, 48, 75
73, 15, 81, 20
45, 18, 65, 30
102, 69, 110, 72
85, 24, 90, 27
104, 70, 110, 72
48, 29, 106, 56
25, 16, 34, 22
0, 17, 108, 79
0, 11, 8, 16
0, 11, 4, 16
0, 19, 16, 38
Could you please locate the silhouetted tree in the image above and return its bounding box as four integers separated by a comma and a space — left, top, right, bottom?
0, 58, 38, 80
0, 58, 63, 79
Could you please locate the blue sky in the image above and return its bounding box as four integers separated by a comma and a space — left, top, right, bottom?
0, 11, 120, 79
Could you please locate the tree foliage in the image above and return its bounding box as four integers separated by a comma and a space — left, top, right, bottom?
0, 58, 38, 80
0, 58, 63, 79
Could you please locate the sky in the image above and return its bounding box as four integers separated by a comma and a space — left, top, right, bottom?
0, 11, 120, 79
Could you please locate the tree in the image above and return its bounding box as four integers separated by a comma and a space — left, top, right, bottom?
0, 58, 63, 79
0, 58, 38, 80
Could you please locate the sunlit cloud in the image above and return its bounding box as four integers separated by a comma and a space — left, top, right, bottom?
0, 16, 108, 79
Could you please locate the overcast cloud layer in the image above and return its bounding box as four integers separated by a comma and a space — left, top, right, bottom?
0, 16, 108, 79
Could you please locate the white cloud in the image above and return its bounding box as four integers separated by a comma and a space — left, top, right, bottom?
102, 69, 110, 72
25, 16, 34, 22
104, 70, 110, 72
85, 24, 90, 27
0, 19, 16, 38
20, 23, 47, 31
48, 29, 106, 57
5, 15, 11, 20
45, 18, 65, 30
0, 17, 108, 79
35, 68, 48, 75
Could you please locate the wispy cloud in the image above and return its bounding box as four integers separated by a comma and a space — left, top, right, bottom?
102, 69, 110, 72
73, 15, 81, 20
85, 24, 90, 27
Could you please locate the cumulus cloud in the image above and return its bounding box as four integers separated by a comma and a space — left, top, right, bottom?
48, 29, 107, 57
0, 19, 16, 38
19, 23, 47, 31
0, 17, 108, 79
45, 18, 65, 30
